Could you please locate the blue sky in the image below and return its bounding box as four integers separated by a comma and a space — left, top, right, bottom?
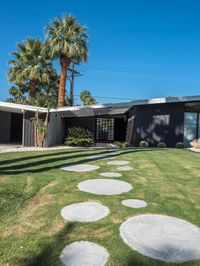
1, 0, 200, 103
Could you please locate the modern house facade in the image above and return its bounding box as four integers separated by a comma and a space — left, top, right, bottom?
0, 95, 200, 148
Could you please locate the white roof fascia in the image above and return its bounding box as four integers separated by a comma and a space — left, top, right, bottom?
0, 101, 47, 113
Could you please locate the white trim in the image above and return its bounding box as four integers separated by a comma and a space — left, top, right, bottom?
0, 101, 47, 113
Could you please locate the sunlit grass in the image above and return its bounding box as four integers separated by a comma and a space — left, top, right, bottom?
0, 148, 200, 266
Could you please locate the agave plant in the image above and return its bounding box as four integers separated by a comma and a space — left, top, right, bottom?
65, 127, 93, 146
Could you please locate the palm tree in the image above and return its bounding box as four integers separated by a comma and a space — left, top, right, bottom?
45, 15, 88, 107
8, 38, 56, 101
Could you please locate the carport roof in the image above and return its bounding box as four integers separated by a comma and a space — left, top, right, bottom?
0, 101, 47, 114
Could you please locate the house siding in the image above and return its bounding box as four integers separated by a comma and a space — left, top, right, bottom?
23, 112, 35, 147
47, 113, 66, 146
128, 103, 185, 147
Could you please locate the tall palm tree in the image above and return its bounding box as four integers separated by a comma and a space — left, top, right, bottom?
45, 15, 88, 107
8, 38, 55, 101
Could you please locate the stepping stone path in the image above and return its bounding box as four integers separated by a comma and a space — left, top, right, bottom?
122, 199, 147, 208
107, 160, 130, 166
100, 172, 122, 177
120, 214, 200, 263
61, 202, 109, 222
78, 179, 133, 195
61, 164, 100, 172
117, 166, 133, 171
60, 241, 109, 266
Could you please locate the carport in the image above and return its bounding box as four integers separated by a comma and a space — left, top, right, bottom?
0, 110, 23, 144
0, 102, 47, 146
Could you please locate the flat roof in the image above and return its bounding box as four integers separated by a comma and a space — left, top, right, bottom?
0, 95, 200, 115
0, 101, 47, 114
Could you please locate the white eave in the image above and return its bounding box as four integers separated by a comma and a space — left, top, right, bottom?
0, 101, 47, 114
130, 95, 200, 106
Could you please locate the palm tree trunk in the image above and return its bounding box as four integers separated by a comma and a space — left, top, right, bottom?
29, 80, 36, 100
58, 57, 69, 108
70, 63, 75, 106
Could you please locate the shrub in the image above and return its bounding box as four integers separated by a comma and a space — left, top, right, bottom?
114, 141, 130, 148
122, 142, 130, 148
65, 127, 93, 147
190, 139, 200, 149
139, 140, 149, 148
114, 141, 123, 148
157, 142, 167, 148
175, 142, 184, 149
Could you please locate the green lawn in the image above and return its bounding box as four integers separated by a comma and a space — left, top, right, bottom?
0, 148, 200, 266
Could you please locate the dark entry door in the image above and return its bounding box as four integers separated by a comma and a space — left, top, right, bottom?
11, 113, 23, 143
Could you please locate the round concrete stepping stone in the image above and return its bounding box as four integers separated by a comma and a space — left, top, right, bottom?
117, 166, 133, 171
120, 214, 200, 263
78, 179, 132, 195
61, 164, 100, 172
100, 172, 122, 178
107, 160, 130, 166
60, 241, 109, 266
61, 202, 109, 222
121, 199, 147, 208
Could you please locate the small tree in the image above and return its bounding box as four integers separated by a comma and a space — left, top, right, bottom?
80, 90, 96, 106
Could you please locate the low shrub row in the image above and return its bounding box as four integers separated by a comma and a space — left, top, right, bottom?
139, 140, 185, 149
64, 127, 187, 149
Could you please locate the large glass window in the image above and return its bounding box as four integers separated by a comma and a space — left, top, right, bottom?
96, 118, 114, 141
198, 115, 200, 139
184, 112, 198, 146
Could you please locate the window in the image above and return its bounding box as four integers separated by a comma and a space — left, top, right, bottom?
184, 112, 198, 147
96, 118, 114, 141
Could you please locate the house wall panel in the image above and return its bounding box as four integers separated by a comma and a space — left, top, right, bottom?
47, 113, 66, 146
23, 112, 35, 147
129, 103, 185, 147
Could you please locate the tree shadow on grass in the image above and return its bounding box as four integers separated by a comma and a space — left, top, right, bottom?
21, 223, 75, 266
0, 149, 118, 174
0, 148, 157, 175
0, 148, 93, 166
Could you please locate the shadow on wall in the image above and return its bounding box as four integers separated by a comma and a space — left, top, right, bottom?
133, 104, 184, 147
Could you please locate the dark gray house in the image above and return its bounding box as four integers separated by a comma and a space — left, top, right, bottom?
0, 95, 200, 148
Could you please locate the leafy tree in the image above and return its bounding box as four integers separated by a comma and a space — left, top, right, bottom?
80, 90, 97, 106
45, 15, 89, 107
8, 38, 56, 101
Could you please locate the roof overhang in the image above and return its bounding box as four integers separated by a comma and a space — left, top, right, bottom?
0, 95, 200, 117
0, 101, 47, 114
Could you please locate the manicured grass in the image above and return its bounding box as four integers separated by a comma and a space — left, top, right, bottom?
0, 148, 200, 266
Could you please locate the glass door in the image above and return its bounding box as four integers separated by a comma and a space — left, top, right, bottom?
183, 112, 198, 147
